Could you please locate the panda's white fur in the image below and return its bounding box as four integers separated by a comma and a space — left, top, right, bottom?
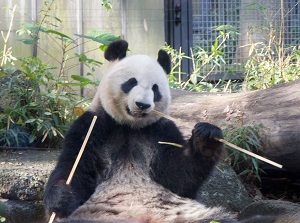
89, 54, 171, 129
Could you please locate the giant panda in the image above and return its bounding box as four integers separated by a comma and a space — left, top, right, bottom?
44, 40, 237, 223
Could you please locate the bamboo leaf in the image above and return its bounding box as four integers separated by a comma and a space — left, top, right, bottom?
45, 29, 73, 41
16, 38, 37, 45
75, 31, 120, 45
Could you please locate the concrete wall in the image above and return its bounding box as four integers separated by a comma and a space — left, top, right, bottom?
0, 0, 165, 96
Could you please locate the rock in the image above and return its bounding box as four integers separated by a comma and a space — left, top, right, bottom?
238, 200, 300, 223
1, 176, 45, 201
0, 200, 7, 218
196, 162, 253, 212
0, 150, 59, 201
0, 150, 59, 223
4, 200, 44, 223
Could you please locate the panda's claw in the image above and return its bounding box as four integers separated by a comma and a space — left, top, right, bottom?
191, 122, 224, 159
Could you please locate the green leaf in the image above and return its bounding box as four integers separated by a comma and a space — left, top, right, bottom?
99, 45, 108, 51
247, 127, 260, 143
25, 119, 37, 124
238, 169, 251, 176
54, 17, 62, 23
71, 75, 90, 82
75, 31, 120, 45
77, 53, 88, 62
45, 29, 73, 41
21, 23, 47, 32
251, 158, 259, 171
190, 73, 197, 85
71, 75, 97, 86
102, 0, 112, 11
211, 39, 219, 52
0, 71, 7, 77
16, 38, 37, 45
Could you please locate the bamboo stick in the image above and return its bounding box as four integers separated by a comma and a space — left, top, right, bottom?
48, 115, 97, 223
152, 110, 283, 169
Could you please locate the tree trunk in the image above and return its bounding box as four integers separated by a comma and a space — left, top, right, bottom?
169, 79, 300, 175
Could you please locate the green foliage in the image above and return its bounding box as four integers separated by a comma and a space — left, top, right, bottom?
242, 2, 300, 90
16, 0, 119, 85
0, 58, 74, 147
0, 0, 118, 148
101, 0, 112, 11
223, 123, 264, 182
243, 43, 300, 90
164, 25, 239, 93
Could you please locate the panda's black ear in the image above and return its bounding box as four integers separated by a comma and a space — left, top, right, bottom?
157, 50, 171, 74
104, 40, 129, 61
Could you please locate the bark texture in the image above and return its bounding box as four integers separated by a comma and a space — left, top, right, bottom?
169, 79, 300, 174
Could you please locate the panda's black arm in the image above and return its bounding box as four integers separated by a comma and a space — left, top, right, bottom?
150, 119, 224, 198
44, 110, 114, 218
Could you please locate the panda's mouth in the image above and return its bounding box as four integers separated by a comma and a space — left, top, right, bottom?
126, 107, 148, 117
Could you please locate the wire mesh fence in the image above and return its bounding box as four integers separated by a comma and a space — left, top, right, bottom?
192, 0, 300, 78
1, 0, 299, 82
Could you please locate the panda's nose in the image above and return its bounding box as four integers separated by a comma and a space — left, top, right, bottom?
136, 101, 151, 110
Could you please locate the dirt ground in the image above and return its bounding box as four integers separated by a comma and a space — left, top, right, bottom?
0, 149, 60, 197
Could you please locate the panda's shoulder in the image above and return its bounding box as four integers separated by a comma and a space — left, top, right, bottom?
71, 110, 98, 129
151, 118, 184, 141
65, 108, 107, 136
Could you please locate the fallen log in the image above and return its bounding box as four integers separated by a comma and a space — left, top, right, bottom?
169, 79, 300, 175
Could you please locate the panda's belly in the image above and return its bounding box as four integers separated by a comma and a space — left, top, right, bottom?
69, 163, 170, 221
66, 171, 223, 223
65, 131, 233, 223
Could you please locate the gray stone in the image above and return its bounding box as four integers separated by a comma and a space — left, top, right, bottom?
239, 200, 300, 223
4, 200, 44, 223
0, 150, 59, 201
196, 162, 254, 212
0, 150, 59, 223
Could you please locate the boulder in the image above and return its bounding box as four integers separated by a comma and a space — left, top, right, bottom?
4, 200, 44, 223
0, 149, 59, 223
196, 162, 253, 212
0, 150, 58, 200
238, 200, 300, 223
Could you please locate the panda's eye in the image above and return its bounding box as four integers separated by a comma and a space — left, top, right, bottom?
121, 78, 137, 93
152, 84, 162, 101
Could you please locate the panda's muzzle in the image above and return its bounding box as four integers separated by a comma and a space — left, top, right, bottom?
127, 102, 151, 117
126, 107, 148, 117
135, 102, 151, 110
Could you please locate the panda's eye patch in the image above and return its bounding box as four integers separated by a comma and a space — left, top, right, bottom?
152, 84, 162, 102
121, 78, 138, 93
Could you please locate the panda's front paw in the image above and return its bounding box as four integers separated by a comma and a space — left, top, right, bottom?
191, 122, 224, 159
44, 180, 79, 218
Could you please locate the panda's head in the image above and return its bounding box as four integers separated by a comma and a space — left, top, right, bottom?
90, 40, 171, 129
